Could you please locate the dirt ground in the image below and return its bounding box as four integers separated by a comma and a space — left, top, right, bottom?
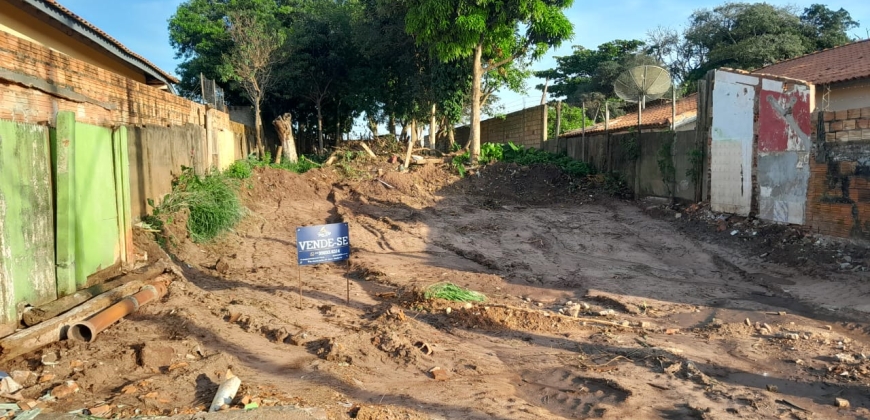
4, 156, 870, 419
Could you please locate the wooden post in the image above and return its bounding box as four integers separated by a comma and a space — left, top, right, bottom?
635, 100, 642, 199
555, 101, 562, 139
359, 141, 377, 158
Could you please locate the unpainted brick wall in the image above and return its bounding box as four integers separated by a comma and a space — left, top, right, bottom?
0, 31, 257, 218
806, 108, 870, 239
0, 30, 205, 127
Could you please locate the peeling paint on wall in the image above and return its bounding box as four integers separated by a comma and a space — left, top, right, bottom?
0, 121, 56, 331
710, 70, 757, 216
757, 83, 813, 224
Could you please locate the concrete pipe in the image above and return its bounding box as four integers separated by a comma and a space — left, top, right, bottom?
68, 281, 168, 343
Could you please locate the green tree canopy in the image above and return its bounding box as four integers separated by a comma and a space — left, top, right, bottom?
401, 0, 574, 160
648, 2, 860, 87
535, 39, 661, 121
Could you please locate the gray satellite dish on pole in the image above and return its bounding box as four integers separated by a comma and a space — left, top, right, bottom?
613, 65, 672, 130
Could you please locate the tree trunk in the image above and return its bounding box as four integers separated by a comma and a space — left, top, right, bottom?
470, 43, 483, 162
254, 101, 264, 158
400, 123, 410, 144
429, 104, 437, 149
388, 114, 397, 137
448, 125, 455, 151
316, 104, 324, 152
405, 119, 417, 167
368, 117, 379, 139
272, 113, 298, 163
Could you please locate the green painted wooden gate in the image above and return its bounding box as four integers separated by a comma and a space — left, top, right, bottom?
0, 112, 131, 336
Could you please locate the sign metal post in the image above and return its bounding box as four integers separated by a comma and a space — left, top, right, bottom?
295, 222, 351, 308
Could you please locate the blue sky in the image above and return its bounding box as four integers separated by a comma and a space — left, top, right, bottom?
60, 0, 870, 122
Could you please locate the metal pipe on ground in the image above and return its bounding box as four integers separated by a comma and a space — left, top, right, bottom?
68, 280, 168, 343
22, 260, 168, 327
0, 273, 173, 362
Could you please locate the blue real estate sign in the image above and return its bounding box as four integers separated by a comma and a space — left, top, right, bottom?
296, 223, 350, 266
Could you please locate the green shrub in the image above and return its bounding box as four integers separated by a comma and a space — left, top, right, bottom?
148, 167, 245, 243
225, 160, 253, 179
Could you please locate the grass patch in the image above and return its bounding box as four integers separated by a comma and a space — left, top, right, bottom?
146, 166, 245, 243
424, 283, 486, 302
224, 152, 326, 181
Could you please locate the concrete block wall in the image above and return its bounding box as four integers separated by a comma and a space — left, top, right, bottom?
454, 105, 547, 149
806, 109, 870, 239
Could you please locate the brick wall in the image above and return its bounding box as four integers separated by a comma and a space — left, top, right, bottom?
806, 108, 870, 239
0, 30, 204, 127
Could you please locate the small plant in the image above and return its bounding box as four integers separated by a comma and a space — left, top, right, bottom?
621, 131, 640, 161
225, 160, 253, 179
686, 148, 703, 184
424, 283, 486, 302
657, 141, 676, 195
479, 142, 503, 164
146, 167, 245, 243
452, 150, 471, 177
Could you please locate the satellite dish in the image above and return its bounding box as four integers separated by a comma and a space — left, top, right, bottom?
614, 65, 672, 130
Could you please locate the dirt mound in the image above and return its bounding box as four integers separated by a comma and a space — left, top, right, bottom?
444, 162, 590, 207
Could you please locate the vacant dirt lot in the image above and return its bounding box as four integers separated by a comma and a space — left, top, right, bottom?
4, 158, 870, 419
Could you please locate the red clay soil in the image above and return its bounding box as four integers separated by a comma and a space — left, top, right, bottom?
3, 159, 870, 419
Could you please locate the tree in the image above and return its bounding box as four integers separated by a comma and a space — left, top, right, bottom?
661, 2, 861, 83
222, 10, 284, 157
402, 0, 574, 161
535, 39, 659, 121
646, 26, 702, 87
800, 4, 859, 50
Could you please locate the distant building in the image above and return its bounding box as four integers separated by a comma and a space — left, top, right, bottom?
754, 39, 870, 112
0, 0, 178, 91
560, 93, 698, 138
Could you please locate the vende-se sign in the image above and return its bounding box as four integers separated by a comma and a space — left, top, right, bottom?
296, 223, 350, 266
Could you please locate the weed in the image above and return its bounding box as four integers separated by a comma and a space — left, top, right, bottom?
657, 141, 675, 195
452, 150, 471, 177
225, 160, 253, 179
147, 166, 245, 243
479, 142, 503, 164
686, 148, 703, 183
424, 283, 486, 302
601, 171, 630, 197
501, 142, 593, 178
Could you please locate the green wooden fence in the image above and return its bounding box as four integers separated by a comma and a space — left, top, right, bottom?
0, 112, 131, 336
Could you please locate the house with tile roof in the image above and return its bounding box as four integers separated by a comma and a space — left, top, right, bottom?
0, 0, 178, 91
754, 39, 870, 112
560, 93, 698, 138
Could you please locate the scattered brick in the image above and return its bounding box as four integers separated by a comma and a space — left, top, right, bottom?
429, 367, 448, 381
50, 381, 80, 399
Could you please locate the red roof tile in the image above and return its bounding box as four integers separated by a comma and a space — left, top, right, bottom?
754, 39, 870, 85
561, 93, 698, 137
40, 0, 179, 84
